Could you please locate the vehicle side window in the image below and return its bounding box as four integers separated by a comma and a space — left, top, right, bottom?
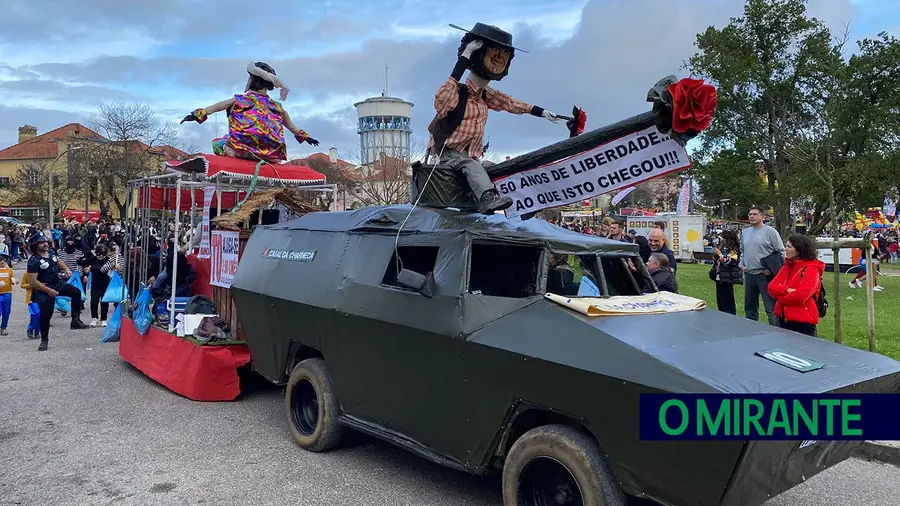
469, 243, 540, 298
545, 254, 600, 297
600, 257, 640, 296
382, 246, 439, 289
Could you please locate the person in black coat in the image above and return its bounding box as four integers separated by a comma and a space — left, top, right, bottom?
648, 252, 678, 293
80, 244, 113, 326
629, 229, 652, 263
150, 241, 195, 300
710, 229, 743, 315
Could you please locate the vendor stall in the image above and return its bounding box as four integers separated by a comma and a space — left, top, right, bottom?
117, 153, 334, 401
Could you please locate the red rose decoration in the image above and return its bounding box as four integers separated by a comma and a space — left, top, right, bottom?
667, 78, 717, 133
567, 106, 587, 138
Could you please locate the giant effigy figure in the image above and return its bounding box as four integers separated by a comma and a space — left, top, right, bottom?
426, 23, 562, 214
180, 62, 320, 164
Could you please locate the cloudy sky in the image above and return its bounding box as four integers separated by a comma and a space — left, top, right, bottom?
0, 0, 896, 162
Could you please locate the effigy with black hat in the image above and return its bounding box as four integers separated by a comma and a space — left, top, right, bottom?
413, 23, 719, 220
180, 62, 320, 164
420, 22, 565, 215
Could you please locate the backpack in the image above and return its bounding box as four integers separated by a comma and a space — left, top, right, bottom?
185, 295, 216, 315
801, 267, 828, 318
814, 282, 828, 318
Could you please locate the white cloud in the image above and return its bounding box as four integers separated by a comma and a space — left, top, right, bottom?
0, 32, 160, 67
0, 0, 883, 163
391, 7, 584, 44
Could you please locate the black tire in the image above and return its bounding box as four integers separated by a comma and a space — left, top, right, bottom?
502, 424, 626, 506
284, 358, 344, 452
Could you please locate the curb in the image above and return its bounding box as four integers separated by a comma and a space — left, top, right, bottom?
854, 441, 900, 467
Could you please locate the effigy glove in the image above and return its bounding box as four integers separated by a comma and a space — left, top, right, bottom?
180, 108, 209, 124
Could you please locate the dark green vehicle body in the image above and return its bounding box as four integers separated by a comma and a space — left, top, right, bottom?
231, 205, 900, 506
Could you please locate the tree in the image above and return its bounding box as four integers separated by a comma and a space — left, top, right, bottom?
81, 102, 178, 218
344, 138, 427, 206
297, 155, 358, 210
6, 160, 80, 218
687, 0, 842, 237
778, 30, 900, 342
694, 148, 772, 220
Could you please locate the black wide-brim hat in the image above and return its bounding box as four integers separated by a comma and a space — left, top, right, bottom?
449, 23, 528, 53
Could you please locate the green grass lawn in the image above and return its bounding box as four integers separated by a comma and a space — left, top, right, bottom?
676, 263, 900, 360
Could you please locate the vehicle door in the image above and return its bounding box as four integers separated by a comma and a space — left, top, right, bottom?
323, 233, 471, 457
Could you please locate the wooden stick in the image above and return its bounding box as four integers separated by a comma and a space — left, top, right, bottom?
865, 245, 876, 352
814, 238, 872, 346
813, 239, 871, 250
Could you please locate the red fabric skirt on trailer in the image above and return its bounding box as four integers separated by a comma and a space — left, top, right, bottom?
119, 316, 251, 401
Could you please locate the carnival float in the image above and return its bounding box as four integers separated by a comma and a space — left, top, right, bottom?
100, 19, 900, 506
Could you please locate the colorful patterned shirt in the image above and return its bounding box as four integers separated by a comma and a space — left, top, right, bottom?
226, 91, 288, 162
429, 77, 534, 159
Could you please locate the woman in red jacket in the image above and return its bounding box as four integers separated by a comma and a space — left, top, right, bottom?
767, 234, 825, 336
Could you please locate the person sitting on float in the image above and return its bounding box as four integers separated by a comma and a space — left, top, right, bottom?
150, 240, 195, 301
181, 62, 320, 163
427, 23, 561, 214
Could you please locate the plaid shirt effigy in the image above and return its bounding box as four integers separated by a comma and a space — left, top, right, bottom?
428, 77, 534, 159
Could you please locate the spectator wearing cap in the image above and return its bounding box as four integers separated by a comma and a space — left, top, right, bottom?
26, 234, 88, 351
629, 229, 651, 263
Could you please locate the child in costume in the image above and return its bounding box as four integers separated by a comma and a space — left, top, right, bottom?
181, 62, 320, 163
0, 257, 14, 335
427, 23, 560, 214
20, 270, 40, 339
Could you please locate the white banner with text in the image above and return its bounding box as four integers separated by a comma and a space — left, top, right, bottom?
210, 229, 240, 288
494, 126, 691, 218
197, 186, 215, 259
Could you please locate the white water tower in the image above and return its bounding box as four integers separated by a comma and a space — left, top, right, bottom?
354, 94, 414, 165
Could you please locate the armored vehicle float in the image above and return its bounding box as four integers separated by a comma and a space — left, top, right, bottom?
232, 205, 900, 506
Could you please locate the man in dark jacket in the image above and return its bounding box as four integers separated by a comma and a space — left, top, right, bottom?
648, 228, 677, 273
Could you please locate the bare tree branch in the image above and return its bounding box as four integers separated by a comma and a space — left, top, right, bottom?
3, 160, 79, 217
80, 102, 180, 217
341, 136, 427, 206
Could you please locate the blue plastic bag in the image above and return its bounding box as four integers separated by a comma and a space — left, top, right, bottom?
67, 273, 87, 301
27, 302, 40, 332
102, 271, 129, 304
55, 295, 71, 313
86, 272, 92, 291
133, 286, 153, 335
101, 304, 123, 343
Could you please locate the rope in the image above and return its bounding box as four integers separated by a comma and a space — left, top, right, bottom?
393, 145, 445, 275
231, 158, 265, 215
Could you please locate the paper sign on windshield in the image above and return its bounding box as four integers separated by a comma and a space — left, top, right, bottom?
545, 291, 706, 316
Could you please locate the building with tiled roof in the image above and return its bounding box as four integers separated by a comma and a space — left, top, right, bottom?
288, 148, 363, 210
286, 148, 413, 209
0, 123, 191, 219
0, 123, 105, 162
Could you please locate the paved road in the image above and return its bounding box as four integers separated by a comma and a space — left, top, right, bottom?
2, 288, 899, 505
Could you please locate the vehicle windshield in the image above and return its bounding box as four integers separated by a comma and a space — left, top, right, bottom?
545, 253, 653, 297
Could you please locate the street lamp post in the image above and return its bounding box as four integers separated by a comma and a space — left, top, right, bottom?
48, 145, 82, 229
